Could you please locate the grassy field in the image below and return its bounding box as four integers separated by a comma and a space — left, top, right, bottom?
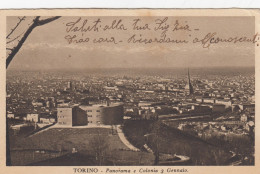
9, 127, 154, 166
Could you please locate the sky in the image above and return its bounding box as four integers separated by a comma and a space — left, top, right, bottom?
6, 16, 255, 70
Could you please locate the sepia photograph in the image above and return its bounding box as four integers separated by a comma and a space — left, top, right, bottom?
3, 10, 258, 171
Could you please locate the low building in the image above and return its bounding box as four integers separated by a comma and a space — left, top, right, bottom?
32, 102, 43, 107
39, 117, 55, 124
203, 98, 215, 104
238, 103, 255, 114
7, 113, 15, 119
26, 114, 39, 122
191, 104, 212, 113
212, 104, 226, 113
215, 99, 232, 108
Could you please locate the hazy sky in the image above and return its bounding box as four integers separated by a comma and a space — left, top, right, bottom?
6, 16, 255, 70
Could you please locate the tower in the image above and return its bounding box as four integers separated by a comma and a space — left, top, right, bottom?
185, 68, 193, 95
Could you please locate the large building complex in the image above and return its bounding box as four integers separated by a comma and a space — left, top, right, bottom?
57, 102, 124, 126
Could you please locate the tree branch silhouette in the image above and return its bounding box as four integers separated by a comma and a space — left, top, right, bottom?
6, 32, 24, 44
37, 16, 61, 26
6, 16, 61, 68
6, 16, 26, 39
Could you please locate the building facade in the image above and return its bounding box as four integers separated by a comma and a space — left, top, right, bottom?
57, 106, 87, 126
79, 102, 124, 126
26, 114, 39, 122
57, 103, 124, 127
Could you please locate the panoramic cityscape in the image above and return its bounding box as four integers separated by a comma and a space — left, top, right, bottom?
7, 67, 255, 166
5, 15, 255, 167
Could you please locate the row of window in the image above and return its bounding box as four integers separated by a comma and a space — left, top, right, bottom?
58, 110, 101, 113
58, 122, 66, 124
87, 115, 100, 117
88, 121, 101, 124
87, 110, 100, 112
57, 115, 100, 118
58, 121, 100, 124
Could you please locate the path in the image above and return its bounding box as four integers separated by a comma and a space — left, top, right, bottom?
116, 125, 140, 152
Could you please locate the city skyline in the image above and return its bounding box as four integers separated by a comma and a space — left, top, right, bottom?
6, 67, 255, 166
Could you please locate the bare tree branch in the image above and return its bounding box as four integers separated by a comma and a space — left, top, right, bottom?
6, 16, 61, 68
6, 31, 24, 44
6, 48, 13, 51
6, 17, 39, 68
6, 16, 26, 39
37, 16, 61, 26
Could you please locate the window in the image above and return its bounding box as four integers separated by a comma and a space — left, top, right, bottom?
96, 115, 100, 117
88, 115, 92, 117
96, 110, 100, 112
87, 110, 92, 112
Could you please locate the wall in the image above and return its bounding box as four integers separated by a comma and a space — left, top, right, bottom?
212, 104, 225, 113
72, 107, 88, 126
79, 103, 124, 126
79, 105, 102, 125
57, 107, 73, 126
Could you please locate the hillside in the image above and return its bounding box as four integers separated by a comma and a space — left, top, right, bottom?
123, 120, 232, 165
9, 127, 154, 166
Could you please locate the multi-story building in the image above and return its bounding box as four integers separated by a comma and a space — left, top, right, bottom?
79, 102, 124, 126
57, 102, 124, 127
57, 106, 87, 126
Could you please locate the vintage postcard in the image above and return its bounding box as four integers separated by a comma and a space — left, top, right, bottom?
0, 9, 259, 174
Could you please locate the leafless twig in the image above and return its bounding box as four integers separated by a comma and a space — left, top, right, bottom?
6, 31, 24, 44
6, 48, 13, 51
6, 16, 26, 39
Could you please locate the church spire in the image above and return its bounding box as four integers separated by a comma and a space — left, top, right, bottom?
188, 68, 191, 84
185, 68, 193, 95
